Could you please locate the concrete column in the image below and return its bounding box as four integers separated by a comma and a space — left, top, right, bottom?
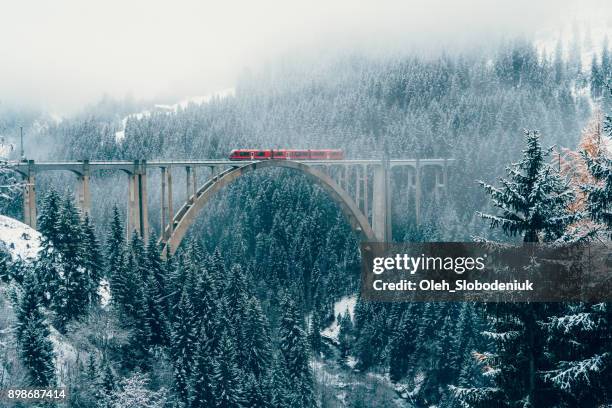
355, 165, 361, 211
22, 161, 36, 229
363, 165, 368, 219
167, 166, 174, 235
77, 161, 91, 217
161, 167, 167, 241
127, 172, 140, 237
138, 163, 148, 243
192, 167, 197, 198
77, 173, 91, 216
415, 159, 421, 226
186, 166, 193, 203
372, 161, 391, 242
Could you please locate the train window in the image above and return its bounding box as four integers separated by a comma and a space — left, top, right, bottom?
239, 152, 250, 157
256, 151, 266, 157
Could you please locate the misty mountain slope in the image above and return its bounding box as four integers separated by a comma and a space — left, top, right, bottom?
11, 41, 601, 244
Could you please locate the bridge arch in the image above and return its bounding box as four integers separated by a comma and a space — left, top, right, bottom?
160, 160, 376, 256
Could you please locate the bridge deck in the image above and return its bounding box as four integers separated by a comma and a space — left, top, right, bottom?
9, 158, 454, 173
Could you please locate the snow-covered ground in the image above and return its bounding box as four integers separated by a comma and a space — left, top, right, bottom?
0, 215, 41, 262
115, 87, 235, 142
321, 295, 357, 343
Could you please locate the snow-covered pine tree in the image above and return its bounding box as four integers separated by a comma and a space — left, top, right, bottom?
308, 309, 323, 357
143, 268, 168, 347
106, 206, 126, 298
192, 265, 219, 344
243, 372, 270, 408
582, 111, 612, 235
190, 330, 215, 408
278, 296, 316, 408
38, 188, 61, 244
171, 289, 198, 378
540, 89, 612, 407
456, 130, 578, 407
338, 308, 353, 358
269, 354, 293, 408
242, 296, 273, 379
35, 189, 63, 304
145, 230, 166, 295
212, 331, 244, 408
110, 373, 167, 408
15, 271, 56, 386
53, 196, 90, 331
388, 304, 418, 382
477, 130, 577, 242
81, 213, 103, 305
542, 302, 612, 406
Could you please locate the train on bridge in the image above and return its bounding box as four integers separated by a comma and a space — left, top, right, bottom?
229, 149, 344, 161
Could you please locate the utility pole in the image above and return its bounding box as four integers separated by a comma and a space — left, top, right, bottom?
20, 127, 25, 160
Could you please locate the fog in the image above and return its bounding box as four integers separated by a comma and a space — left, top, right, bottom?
1, 0, 610, 114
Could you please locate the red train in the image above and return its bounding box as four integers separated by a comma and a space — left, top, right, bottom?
229, 149, 344, 161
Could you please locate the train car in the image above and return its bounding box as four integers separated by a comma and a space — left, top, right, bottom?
229, 149, 344, 160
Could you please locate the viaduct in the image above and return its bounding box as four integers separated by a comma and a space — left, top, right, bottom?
10, 158, 452, 255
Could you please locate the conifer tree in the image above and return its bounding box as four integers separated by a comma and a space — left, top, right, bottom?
338, 309, 353, 359
477, 130, 577, 242
53, 196, 90, 331
106, 206, 128, 312
212, 332, 244, 408
35, 190, 64, 304
583, 119, 612, 235
388, 306, 417, 382
171, 289, 198, 376
542, 89, 612, 407
542, 302, 612, 406
243, 373, 270, 408
278, 297, 316, 408
145, 230, 166, 295
308, 309, 323, 357
270, 355, 293, 408
458, 131, 578, 407
16, 271, 56, 386
81, 213, 103, 305
242, 296, 273, 379
38, 189, 61, 244
190, 330, 215, 408
192, 266, 219, 342
143, 268, 168, 347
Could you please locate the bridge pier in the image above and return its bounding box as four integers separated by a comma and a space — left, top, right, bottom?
77, 161, 91, 216
186, 166, 193, 203
160, 166, 174, 242
127, 161, 149, 242
22, 160, 36, 229
372, 161, 392, 242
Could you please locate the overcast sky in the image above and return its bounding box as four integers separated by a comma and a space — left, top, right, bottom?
0, 0, 610, 114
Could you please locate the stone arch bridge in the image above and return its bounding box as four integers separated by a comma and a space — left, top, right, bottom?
11, 158, 452, 255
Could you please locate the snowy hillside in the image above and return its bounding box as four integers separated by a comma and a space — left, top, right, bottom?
0, 215, 82, 387
115, 87, 235, 142
321, 295, 357, 343
0, 215, 41, 262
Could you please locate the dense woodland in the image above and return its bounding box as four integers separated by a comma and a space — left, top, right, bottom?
1, 38, 612, 407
